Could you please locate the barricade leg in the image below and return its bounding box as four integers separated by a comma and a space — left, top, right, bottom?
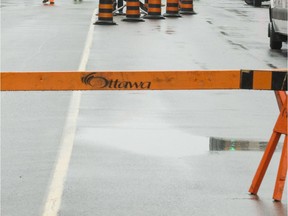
144, 0, 165, 19
122, 0, 145, 22
275, 91, 287, 111
249, 93, 287, 201
273, 135, 287, 201
179, 0, 196, 15
164, 0, 181, 17
249, 132, 281, 195
95, 0, 117, 25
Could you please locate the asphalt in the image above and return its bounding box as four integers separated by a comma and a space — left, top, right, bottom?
1, 0, 287, 215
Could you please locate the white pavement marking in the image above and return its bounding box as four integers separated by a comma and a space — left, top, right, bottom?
42, 8, 97, 216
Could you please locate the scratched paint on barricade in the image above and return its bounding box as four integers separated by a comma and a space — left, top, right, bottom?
1, 70, 287, 91
1, 70, 240, 90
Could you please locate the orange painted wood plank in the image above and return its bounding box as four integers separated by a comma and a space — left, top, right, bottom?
274, 98, 288, 135
1, 69, 287, 91
253, 71, 272, 90
275, 91, 287, 111
1, 70, 240, 91
249, 132, 281, 195
273, 135, 287, 201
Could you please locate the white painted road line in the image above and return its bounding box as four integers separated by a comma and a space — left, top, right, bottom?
78, 8, 98, 72
41, 8, 98, 216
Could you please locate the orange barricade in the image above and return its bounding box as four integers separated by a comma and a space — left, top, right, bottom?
1, 69, 287, 201
1, 69, 287, 91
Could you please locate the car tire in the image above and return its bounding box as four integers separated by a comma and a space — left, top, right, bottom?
244, 0, 253, 5
253, 0, 261, 7
269, 22, 282, 50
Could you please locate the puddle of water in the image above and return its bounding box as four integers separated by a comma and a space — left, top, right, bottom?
73, 0, 83, 4
209, 137, 276, 151
78, 127, 284, 157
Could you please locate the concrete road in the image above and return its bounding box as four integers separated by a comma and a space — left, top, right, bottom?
1, 0, 287, 215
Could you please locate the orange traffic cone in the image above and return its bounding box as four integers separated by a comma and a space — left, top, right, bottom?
95, 0, 117, 25
144, 0, 165, 19
122, 0, 145, 22
42, 0, 54, 5
164, 0, 181, 17
180, 0, 196, 15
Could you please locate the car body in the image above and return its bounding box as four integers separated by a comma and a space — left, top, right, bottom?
268, 0, 288, 49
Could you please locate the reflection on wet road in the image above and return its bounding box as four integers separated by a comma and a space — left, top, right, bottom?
210, 137, 270, 151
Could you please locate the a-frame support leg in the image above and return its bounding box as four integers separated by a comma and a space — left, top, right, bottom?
273, 135, 287, 201
249, 91, 287, 201
249, 132, 281, 194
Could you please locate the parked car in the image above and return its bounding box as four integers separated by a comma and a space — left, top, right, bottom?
244, 0, 269, 7
268, 0, 288, 49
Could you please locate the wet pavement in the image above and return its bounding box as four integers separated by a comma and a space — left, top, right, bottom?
1, 0, 287, 215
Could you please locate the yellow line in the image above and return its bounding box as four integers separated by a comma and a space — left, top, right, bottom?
41, 7, 97, 216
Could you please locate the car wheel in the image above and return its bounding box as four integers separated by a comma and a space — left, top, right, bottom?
244, 0, 253, 5
253, 0, 261, 7
269, 23, 282, 50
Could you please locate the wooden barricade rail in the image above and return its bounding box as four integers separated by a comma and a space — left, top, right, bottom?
1, 69, 287, 91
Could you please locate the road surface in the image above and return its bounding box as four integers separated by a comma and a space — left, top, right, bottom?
1, 0, 287, 215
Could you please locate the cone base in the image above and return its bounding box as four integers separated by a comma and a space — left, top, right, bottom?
94, 20, 117, 25
179, 10, 196, 15
163, 13, 181, 17
122, 17, 145, 22
144, 14, 165, 19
